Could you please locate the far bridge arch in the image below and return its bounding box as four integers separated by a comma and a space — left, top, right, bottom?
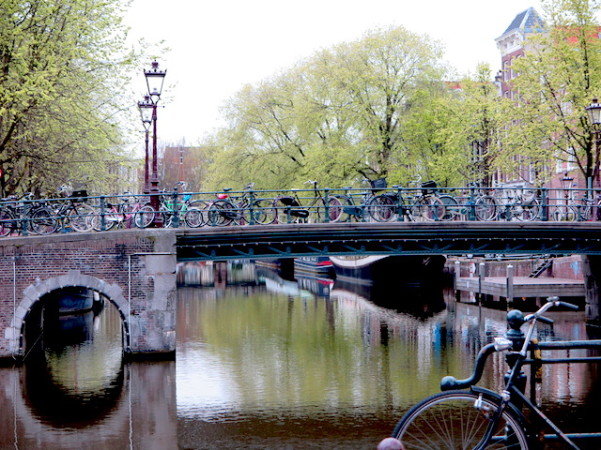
9, 271, 131, 359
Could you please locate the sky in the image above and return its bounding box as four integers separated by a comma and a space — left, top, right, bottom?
125, 0, 544, 145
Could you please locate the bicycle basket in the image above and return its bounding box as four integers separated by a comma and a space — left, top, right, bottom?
370, 178, 387, 191
421, 180, 437, 195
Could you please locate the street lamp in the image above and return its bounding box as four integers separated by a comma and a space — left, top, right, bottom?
561, 172, 574, 207
144, 60, 167, 203
586, 98, 601, 188
138, 95, 153, 194
586, 98, 601, 126
143, 60, 167, 221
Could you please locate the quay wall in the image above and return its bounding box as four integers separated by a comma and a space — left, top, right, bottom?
0, 230, 177, 362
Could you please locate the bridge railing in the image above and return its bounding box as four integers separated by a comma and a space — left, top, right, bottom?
1, 184, 600, 235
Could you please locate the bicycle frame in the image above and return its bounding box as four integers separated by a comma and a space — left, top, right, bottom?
440, 298, 601, 448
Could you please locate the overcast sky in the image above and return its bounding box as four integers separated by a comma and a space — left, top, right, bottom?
125, 0, 544, 144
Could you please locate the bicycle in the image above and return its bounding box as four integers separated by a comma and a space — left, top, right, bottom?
204, 183, 277, 227
334, 178, 397, 222
272, 180, 343, 223
49, 188, 96, 232
391, 296, 601, 449
439, 183, 499, 221
371, 180, 447, 222
91, 193, 149, 231
0, 193, 57, 236
496, 187, 541, 221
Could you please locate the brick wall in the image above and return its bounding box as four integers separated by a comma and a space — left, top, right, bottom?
0, 230, 177, 362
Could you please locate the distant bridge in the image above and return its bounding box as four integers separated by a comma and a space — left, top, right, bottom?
175, 221, 601, 260
2, 221, 601, 363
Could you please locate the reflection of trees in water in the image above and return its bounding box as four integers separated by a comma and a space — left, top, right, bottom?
21, 300, 124, 427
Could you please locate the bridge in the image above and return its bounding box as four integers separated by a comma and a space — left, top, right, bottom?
2, 221, 601, 363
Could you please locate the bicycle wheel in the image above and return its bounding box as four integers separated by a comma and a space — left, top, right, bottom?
439, 194, 461, 221
549, 205, 577, 222
67, 204, 94, 232
314, 196, 344, 223
184, 207, 205, 227
248, 199, 277, 224
206, 200, 234, 226
368, 195, 396, 222
91, 208, 119, 231
0, 208, 17, 237
511, 198, 540, 221
333, 194, 359, 222
474, 196, 497, 221
393, 391, 528, 449
134, 204, 155, 228
30, 207, 58, 234
411, 196, 445, 221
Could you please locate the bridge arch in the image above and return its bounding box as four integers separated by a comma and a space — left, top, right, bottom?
8, 270, 131, 359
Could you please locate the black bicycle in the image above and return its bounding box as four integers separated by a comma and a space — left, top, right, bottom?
0, 193, 57, 236
391, 297, 601, 449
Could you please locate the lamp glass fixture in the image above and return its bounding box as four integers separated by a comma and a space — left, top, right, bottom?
138, 96, 153, 130
586, 98, 601, 126
144, 60, 166, 104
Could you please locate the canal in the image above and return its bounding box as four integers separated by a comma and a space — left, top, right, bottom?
0, 259, 599, 449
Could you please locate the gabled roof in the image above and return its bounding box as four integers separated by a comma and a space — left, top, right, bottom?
503, 7, 545, 35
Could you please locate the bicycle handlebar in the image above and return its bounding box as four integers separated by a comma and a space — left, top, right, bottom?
441, 296, 580, 391
440, 343, 497, 390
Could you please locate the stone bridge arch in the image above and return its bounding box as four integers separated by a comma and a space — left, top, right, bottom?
0, 230, 177, 362
7, 271, 131, 358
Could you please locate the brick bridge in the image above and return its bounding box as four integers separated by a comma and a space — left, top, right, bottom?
0, 230, 177, 362
2, 222, 601, 362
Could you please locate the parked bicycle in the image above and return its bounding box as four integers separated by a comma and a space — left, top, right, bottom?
0, 193, 57, 236
91, 193, 150, 231
273, 180, 343, 223
48, 188, 96, 232
446, 182, 499, 221
334, 178, 396, 222
203, 183, 277, 227
495, 187, 540, 221
368, 179, 447, 222
391, 296, 601, 449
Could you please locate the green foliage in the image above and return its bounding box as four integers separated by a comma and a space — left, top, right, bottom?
0, 0, 141, 196
202, 26, 468, 190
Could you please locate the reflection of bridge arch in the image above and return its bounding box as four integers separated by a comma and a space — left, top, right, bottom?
9, 271, 130, 357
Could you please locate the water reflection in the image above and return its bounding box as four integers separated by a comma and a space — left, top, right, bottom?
176, 262, 601, 449
0, 300, 177, 449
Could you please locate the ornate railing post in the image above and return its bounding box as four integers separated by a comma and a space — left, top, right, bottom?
99, 196, 107, 231
467, 185, 476, 221
540, 188, 548, 222
505, 309, 527, 408
248, 188, 256, 225
171, 190, 180, 228
397, 186, 404, 222
324, 188, 330, 223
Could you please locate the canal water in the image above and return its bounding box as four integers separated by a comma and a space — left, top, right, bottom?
0, 260, 599, 449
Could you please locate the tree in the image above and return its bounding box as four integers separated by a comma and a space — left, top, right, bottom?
494, 0, 601, 186
0, 0, 140, 196
426, 65, 502, 187
202, 26, 449, 190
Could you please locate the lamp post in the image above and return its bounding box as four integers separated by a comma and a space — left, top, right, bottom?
137, 95, 153, 194
561, 172, 574, 209
143, 60, 167, 219
586, 98, 601, 188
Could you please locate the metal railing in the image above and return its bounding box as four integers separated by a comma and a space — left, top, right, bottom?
2, 184, 601, 236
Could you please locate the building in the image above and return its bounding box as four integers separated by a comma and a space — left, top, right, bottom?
495, 7, 545, 100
